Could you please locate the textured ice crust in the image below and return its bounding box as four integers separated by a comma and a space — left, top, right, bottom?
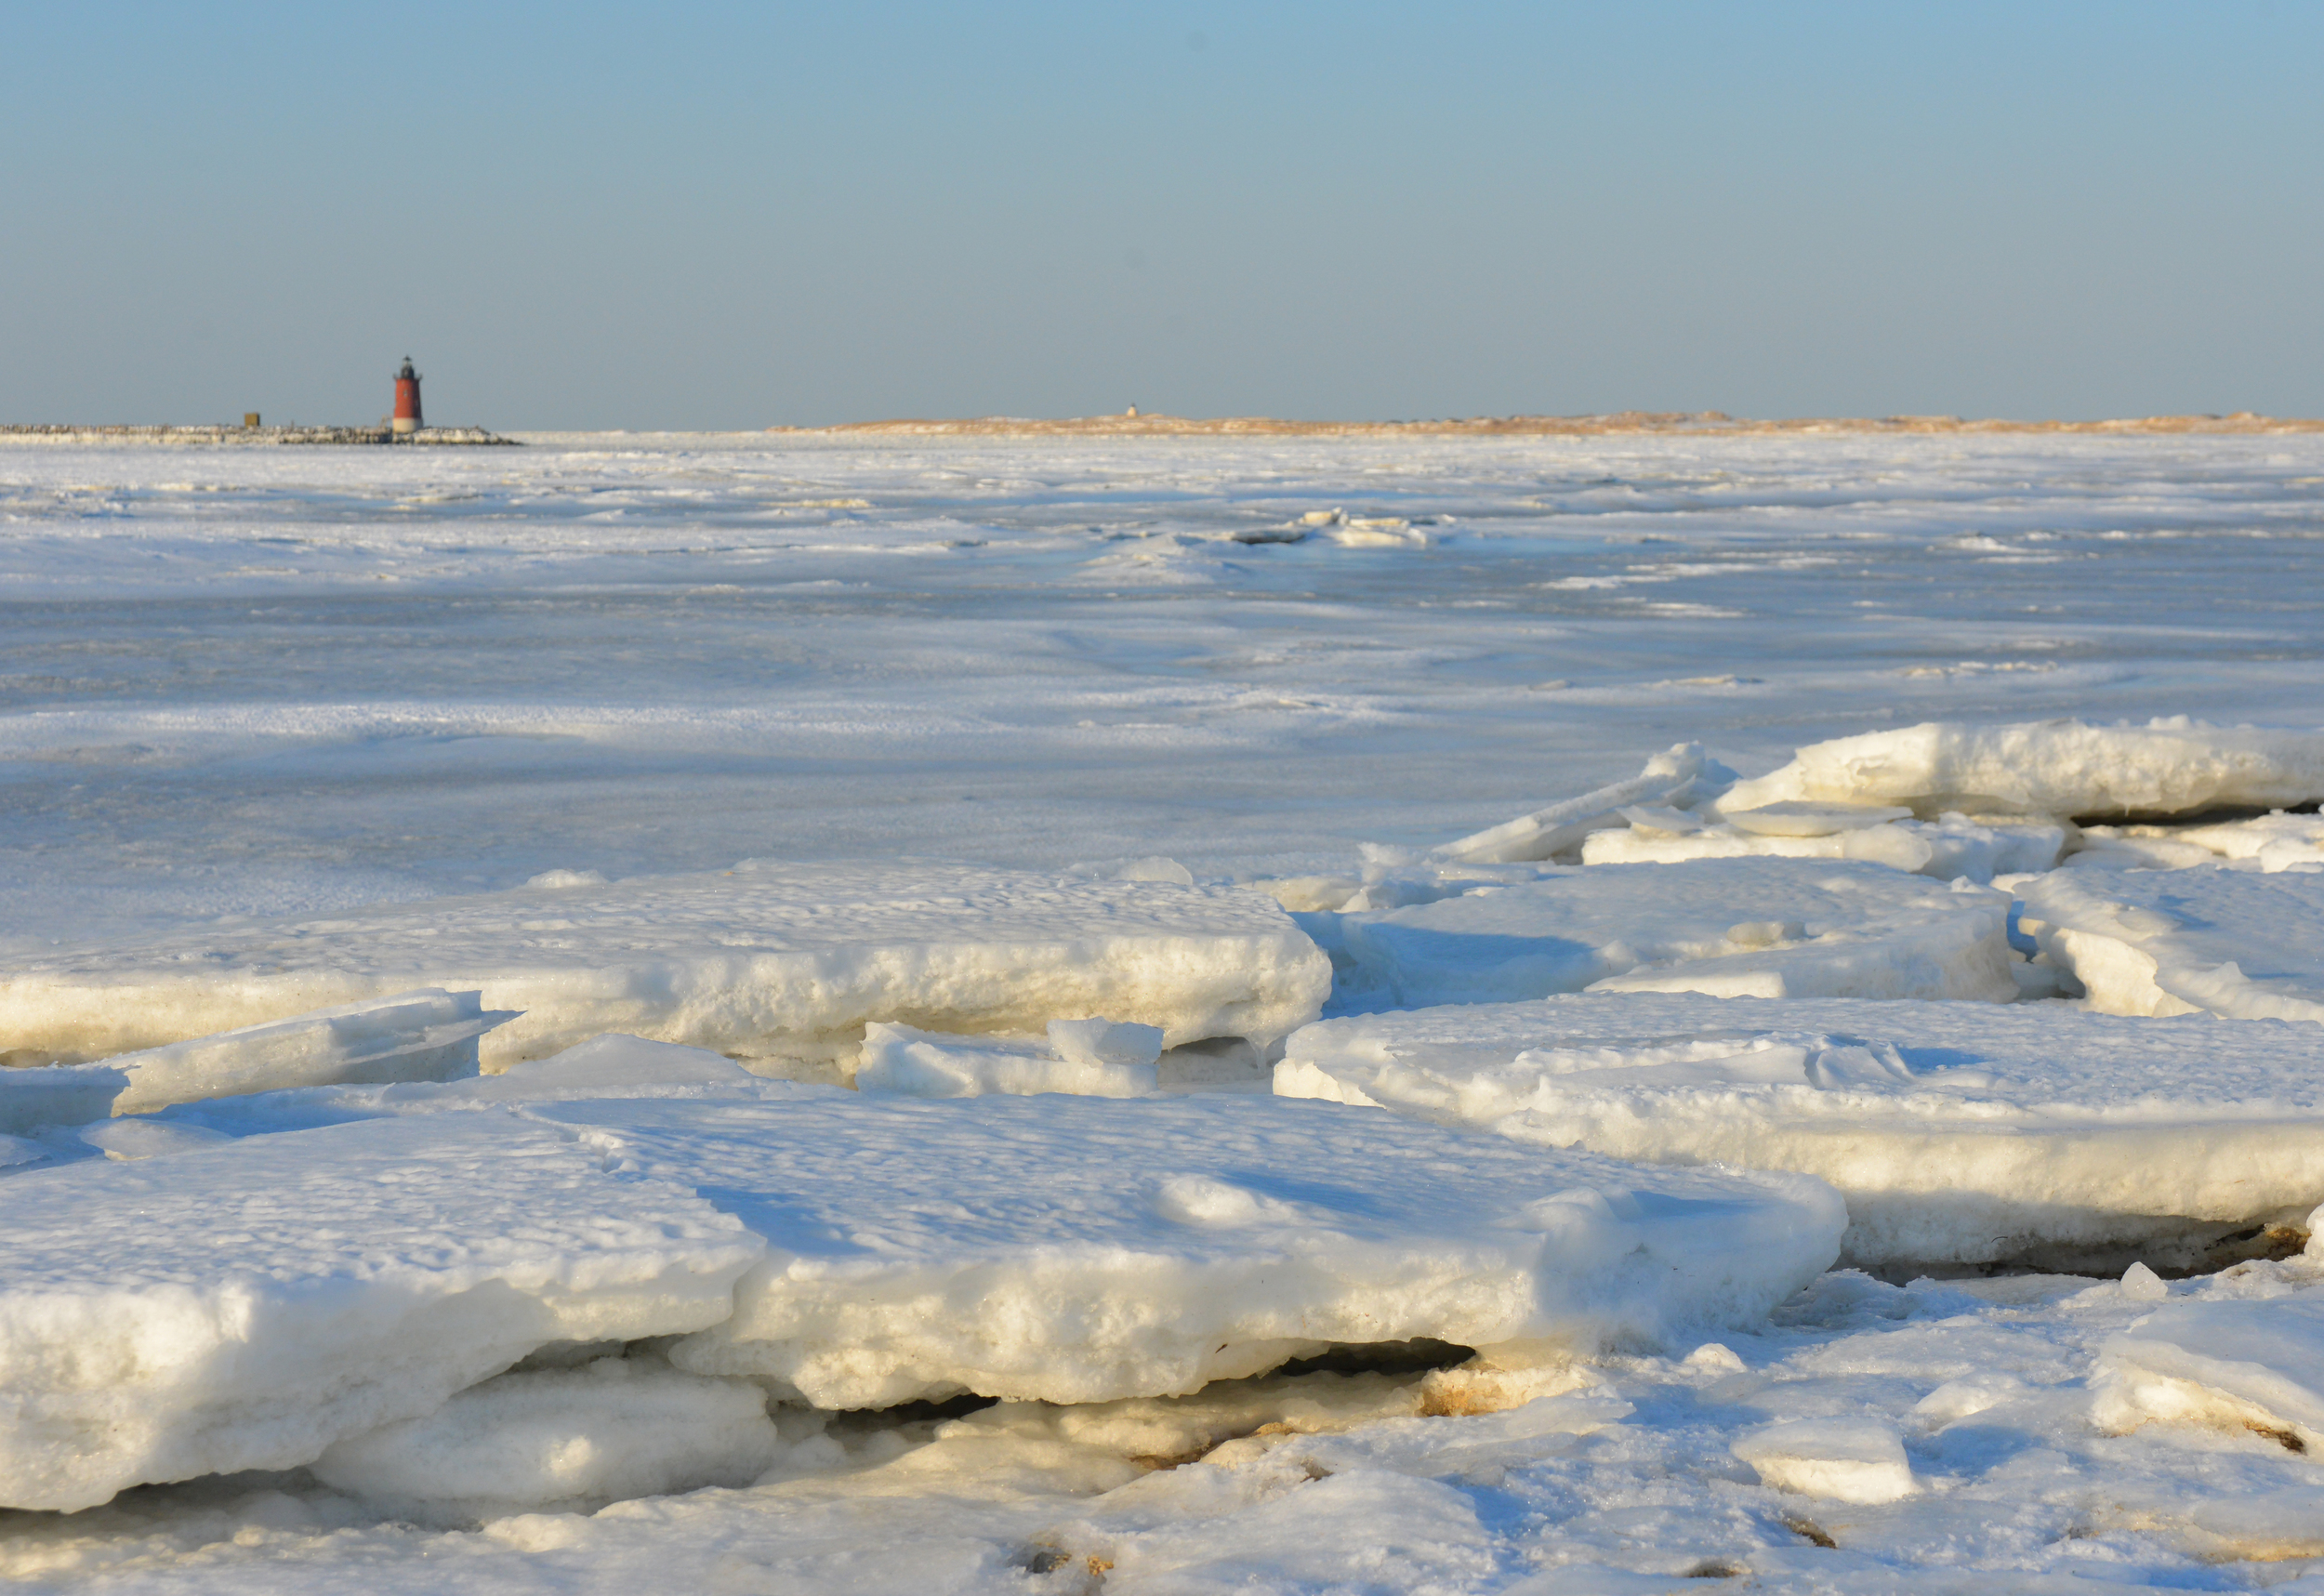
1723, 717, 2324, 820
1337, 858, 2016, 1009
0, 861, 1331, 1071
0, 1114, 763, 1511
2016, 865, 2324, 1023
1276, 993, 2324, 1268
524, 1093, 1852, 1409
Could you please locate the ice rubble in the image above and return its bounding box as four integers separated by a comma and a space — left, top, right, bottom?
855, 1018, 1164, 1098
0, 861, 1331, 1074
2094, 1290, 2324, 1454
2067, 811, 2324, 874
1435, 743, 1733, 864
1334, 858, 2017, 1009
0, 1056, 1840, 1511
2016, 865, 2324, 1022
1722, 717, 2324, 820
1275, 992, 2324, 1270
535, 1092, 1848, 1409
0, 1113, 763, 1511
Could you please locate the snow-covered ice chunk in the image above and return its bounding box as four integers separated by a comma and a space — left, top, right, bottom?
2176, 811, 2324, 872
0, 1062, 125, 1136
2094, 1295, 2324, 1453
1436, 744, 1734, 864
1584, 811, 2067, 883
1275, 992, 2324, 1269
507, 1093, 1844, 1409
311, 1356, 783, 1517
2067, 811, 2324, 875
1723, 718, 2324, 821
0, 862, 1331, 1074
1338, 859, 2016, 1009
1731, 1417, 1916, 1503
2016, 865, 2324, 1023
102, 989, 513, 1115
0, 1114, 763, 1510
855, 1021, 1158, 1098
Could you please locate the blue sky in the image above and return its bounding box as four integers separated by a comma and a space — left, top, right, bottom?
4, 2, 2318, 428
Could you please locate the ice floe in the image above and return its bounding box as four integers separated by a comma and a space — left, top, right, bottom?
1723, 717, 2324, 821
0, 1113, 762, 1510
2016, 864, 2324, 1022
0, 862, 1330, 1075
530, 1092, 1850, 1409
1333, 857, 2017, 1009
1275, 992, 2324, 1270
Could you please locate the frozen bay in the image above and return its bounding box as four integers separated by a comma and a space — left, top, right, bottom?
4, 430, 2321, 950
6, 430, 2324, 1592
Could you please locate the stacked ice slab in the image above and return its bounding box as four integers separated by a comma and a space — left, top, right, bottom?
1277, 993, 2324, 1272
0, 988, 508, 1138
0, 861, 1333, 1073
0, 1043, 1844, 1510
1334, 858, 2018, 1008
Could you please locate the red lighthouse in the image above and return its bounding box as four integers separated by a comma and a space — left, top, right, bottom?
391, 357, 424, 434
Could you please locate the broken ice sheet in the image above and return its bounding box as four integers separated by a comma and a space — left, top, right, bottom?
0, 861, 1330, 1077
1722, 716, 2324, 820
0, 1113, 762, 1511
1332, 857, 2016, 1009
1276, 991, 2324, 1271
540, 1091, 1844, 1409
2016, 864, 2324, 1023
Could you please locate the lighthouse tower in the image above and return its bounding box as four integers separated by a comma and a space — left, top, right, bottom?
391, 358, 424, 435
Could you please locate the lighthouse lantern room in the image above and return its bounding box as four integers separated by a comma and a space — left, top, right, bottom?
392, 358, 424, 434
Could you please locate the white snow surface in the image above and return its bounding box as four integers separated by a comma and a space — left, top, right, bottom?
1723, 717, 2324, 820
1333, 857, 2016, 1009
1276, 992, 2324, 1269
0, 862, 1329, 1072
0, 1113, 763, 1511
2016, 864, 2324, 1022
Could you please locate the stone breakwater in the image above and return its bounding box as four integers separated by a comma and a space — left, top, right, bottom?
0, 425, 517, 445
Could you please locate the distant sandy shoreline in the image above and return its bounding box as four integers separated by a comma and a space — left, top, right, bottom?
777, 409, 2323, 438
